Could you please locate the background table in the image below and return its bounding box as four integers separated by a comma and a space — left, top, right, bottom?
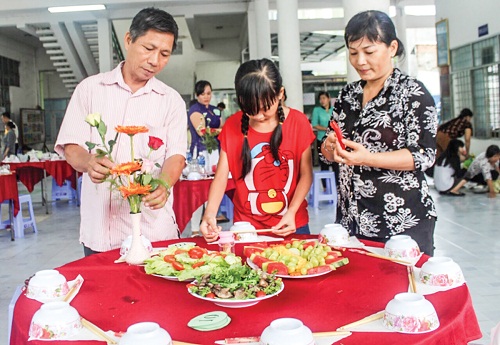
8, 161, 77, 193
8, 161, 78, 213
173, 178, 235, 233
10, 236, 481, 345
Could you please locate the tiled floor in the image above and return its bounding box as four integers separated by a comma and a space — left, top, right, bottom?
1, 178, 498, 344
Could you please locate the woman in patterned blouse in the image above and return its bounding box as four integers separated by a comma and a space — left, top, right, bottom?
436, 108, 473, 158
320, 10, 438, 255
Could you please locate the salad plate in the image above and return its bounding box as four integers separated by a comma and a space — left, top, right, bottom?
188, 282, 284, 308
246, 258, 333, 279
151, 274, 194, 282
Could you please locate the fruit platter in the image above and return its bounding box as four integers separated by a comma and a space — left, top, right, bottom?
144, 244, 242, 282
244, 239, 349, 278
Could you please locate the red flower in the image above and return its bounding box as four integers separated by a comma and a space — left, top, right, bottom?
200, 128, 206, 136
209, 128, 218, 134
148, 136, 164, 150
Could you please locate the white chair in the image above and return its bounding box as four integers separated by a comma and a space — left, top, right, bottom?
11, 194, 38, 238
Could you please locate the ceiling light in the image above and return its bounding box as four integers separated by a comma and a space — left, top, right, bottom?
48, 5, 106, 13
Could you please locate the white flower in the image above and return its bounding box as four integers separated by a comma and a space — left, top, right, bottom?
141, 159, 154, 174
85, 113, 101, 127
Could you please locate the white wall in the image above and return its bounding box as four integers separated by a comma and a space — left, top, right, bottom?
0, 35, 38, 122
435, 0, 500, 49
35, 48, 69, 100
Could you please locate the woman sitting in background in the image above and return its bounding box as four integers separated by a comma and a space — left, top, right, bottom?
434, 139, 467, 196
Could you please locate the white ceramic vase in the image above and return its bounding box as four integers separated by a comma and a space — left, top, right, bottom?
125, 213, 150, 265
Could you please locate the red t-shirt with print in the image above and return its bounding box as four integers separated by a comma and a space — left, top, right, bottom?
219, 109, 315, 229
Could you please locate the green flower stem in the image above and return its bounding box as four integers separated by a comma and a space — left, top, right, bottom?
128, 195, 142, 214
129, 135, 135, 161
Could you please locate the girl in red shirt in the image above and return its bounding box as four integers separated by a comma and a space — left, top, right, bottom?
200, 59, 315, 242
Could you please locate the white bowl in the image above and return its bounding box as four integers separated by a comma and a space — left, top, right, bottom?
419, 257, 464, 287
260, 318, 314, 345
319, 223, 349, 245
383, 293, 439, 334
230, 222, 258, 241
29, 301, 82, 339
27, 270, 70, 302
384, 235, 420, 259
120, 322, 172, 345
120, 235, 153, 256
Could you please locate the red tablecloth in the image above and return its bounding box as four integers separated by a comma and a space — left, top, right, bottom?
173, 179, 236, 233
10, 237, 481, 345
0, 173, 20, 216
8, 161, 77, 193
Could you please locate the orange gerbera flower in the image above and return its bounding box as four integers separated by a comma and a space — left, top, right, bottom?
119, 182, 152, 199
115, 125, 149, 135
110, 161, 142, 175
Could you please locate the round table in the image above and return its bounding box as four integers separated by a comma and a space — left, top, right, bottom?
10, 236, 482, 345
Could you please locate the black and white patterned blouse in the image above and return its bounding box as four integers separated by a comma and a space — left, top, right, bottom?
322, 69, 438, 239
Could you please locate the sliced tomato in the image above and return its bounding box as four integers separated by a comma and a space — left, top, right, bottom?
174, 249, 188, 255
188, 247, 205, 259
172, 261, 184, 271
186, 283, 196, 289
191, 261, 205, 268
163, 255, 176, 263
256, 290, 266, 298
205, 292, 216, 299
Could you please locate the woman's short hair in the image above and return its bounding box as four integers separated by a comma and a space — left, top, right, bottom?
194, 80, 212, 96
6, 121, 16, 129
129, 7, 179, 51
344, 10, 405, 58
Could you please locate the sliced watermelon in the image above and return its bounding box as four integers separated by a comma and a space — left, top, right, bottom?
306, 265, 332, 275
243, 246, 265, 258
329, 257, 349, 268
250, 254, 271, 268
263, 261, 288, 275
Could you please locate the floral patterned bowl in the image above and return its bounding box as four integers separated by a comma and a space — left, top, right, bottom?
384, 235, 421, 260
319, 223, 350, 246
26, 270, 69, 302
29, 301, 82, 339
419, 257, 464, 287
383, 293, 439, 334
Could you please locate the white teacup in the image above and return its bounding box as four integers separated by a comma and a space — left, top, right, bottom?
120, 235, 153, 256
120, 322, 172, 345
29, 301, 82, 339
384, 235, 420, 259
383, 293, 439, 333
230, 222, 258, 241
419, 257, 464, 287
260, 318, 314, 345
27, 270, 69, 302
319, 223, 349, 245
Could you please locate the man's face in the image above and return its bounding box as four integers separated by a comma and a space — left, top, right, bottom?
123, 29, 175, 85
1, 115, 8, 124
